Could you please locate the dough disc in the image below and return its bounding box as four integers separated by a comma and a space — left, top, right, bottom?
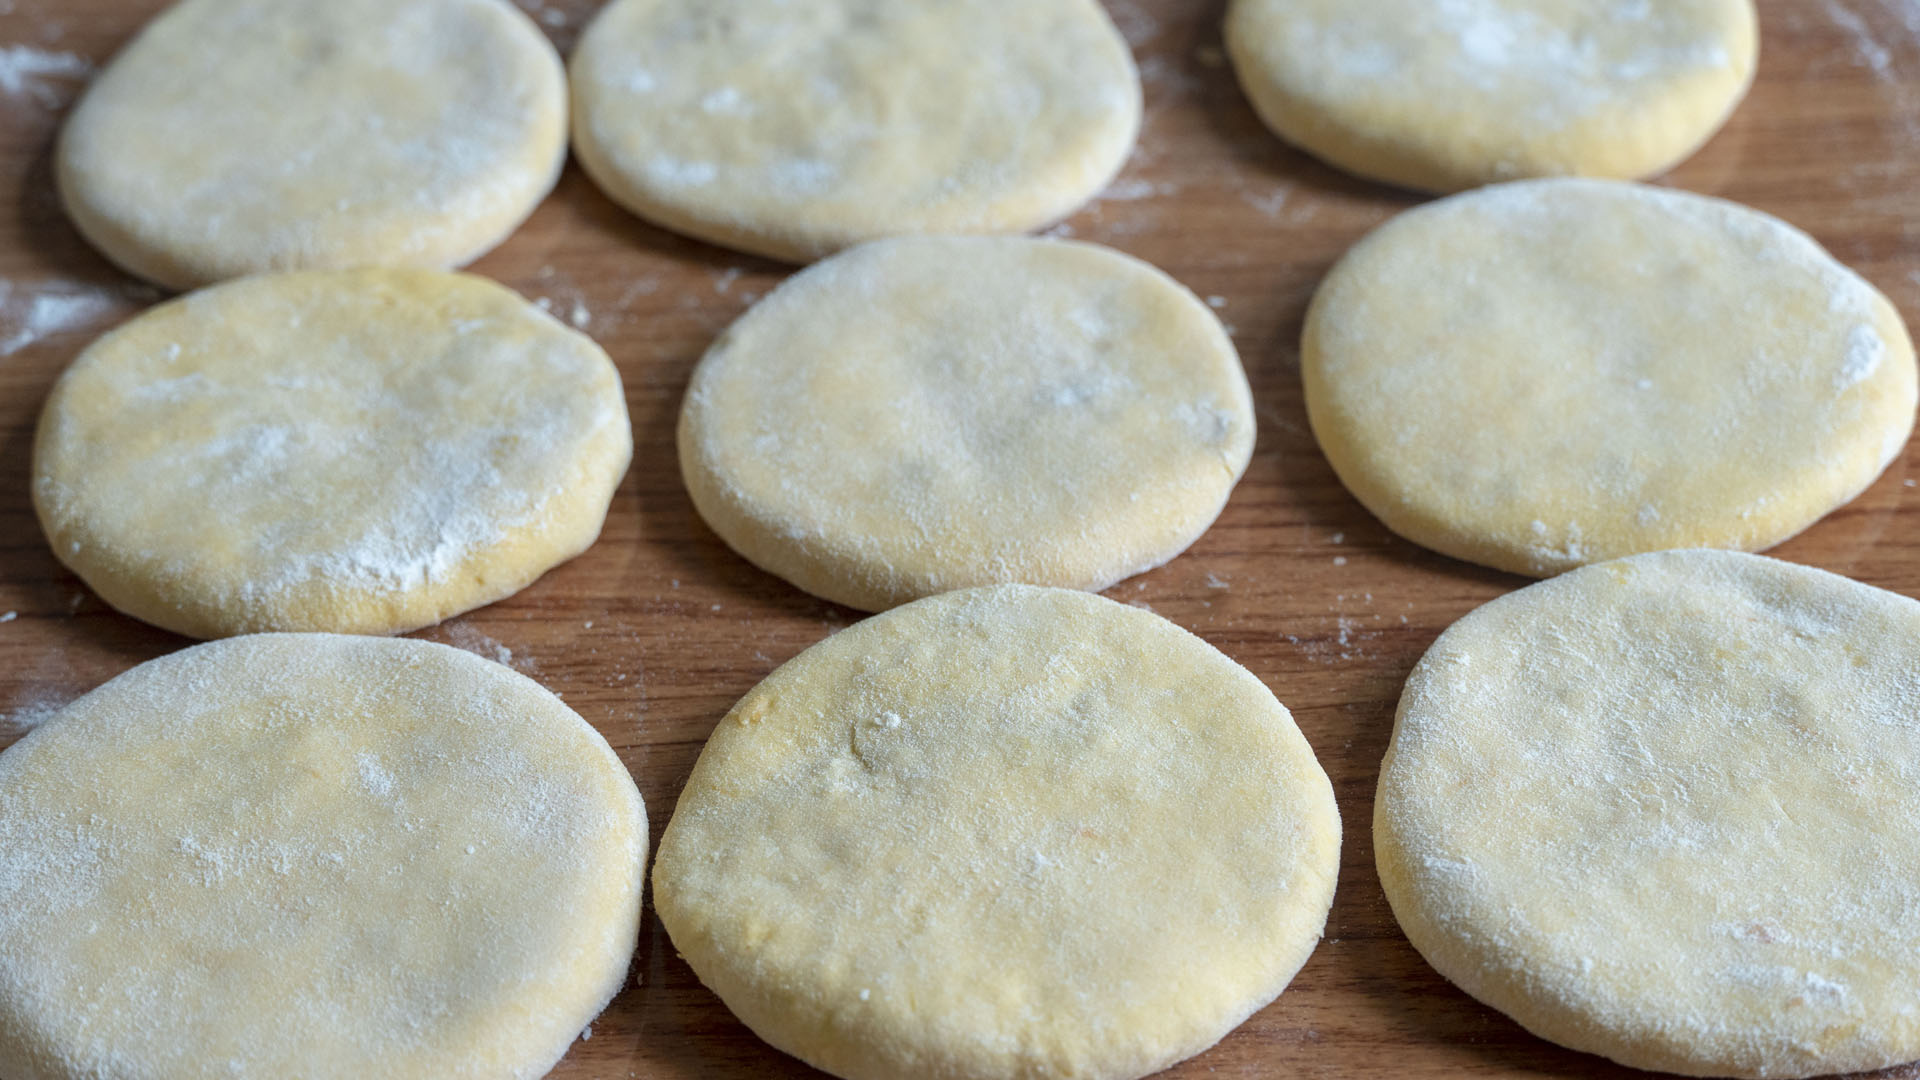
1376, 550, 1920, 1078
59, 0, 567, 290
33, 269, 631, 639
570, 0, 1141, 262
0, 633, 647, 1080
1225, 0, 1757, 192
1303, 179, 1916, 577
679, 236, 1254, 611
654, 585, 1341, 1080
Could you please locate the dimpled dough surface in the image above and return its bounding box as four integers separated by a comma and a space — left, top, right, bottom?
654, 586, 1341, 1080
58, 0, 567, 290
1224, 0, 1757, 193
32, 269, 631, 640
679, 237, 1255, 612
1303, 179, 1917, 577
0, 634, 648, 1080
569, 0, 1141, 263
1375, 550, 1920, 1078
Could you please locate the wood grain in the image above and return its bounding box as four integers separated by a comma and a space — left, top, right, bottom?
3, 1, 1919, 1077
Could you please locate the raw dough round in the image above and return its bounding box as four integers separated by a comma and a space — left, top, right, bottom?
0, 633, 647, 1080
569, 0, 1141, 263
33, 269, 631, 639
58, 0, 568, 290
1303, 179, 1917, 577
1376, 549, 1920, 1078
679, 236, 1254, 611
654, 585, 1340, 1080
1225, 0, 1758, 192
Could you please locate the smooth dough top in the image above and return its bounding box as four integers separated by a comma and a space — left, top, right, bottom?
33, 269, 632, 640
654, 585, 1340, 1080
1303, 179, 1917, 578
679, 236, 1255, 612
0, 633, 647, 1080
569, 0, 1142, 263
1225, 0, 1758, 192
58, 0, 568, 290
1375, 550, 1920, 1078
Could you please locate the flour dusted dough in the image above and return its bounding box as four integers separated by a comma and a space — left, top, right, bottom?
679, 237, 1253, 611
1377, 550, 1920, 1077
654, 585, 1340, 1080
569, 0, 1141, 263
58, 0, 567, 290
0, 633, 646, 1080
1225, 0, 1757, 193
33, 269, 631, 639
1303, 179, 1917, 577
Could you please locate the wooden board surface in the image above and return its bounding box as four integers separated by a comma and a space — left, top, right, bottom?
3, 1, 1920, 1077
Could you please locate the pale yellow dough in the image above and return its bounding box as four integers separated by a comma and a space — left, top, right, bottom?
679, 236, 1254, 611
654, 585, 1341, 1080
0, 633, 647, 1080
569, 0, 1141, 263
1225, 0, 1757, 193
33, 269, 631, 639
1376, 550, 1920, 1078
59, 0, 567, 290
1304, 179, 1917, 577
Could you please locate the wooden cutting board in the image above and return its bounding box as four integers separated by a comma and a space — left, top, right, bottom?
2, 1, 1917, 1077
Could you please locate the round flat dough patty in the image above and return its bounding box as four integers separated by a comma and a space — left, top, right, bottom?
679, 236, 1254, 611
59, 0, 567, 290
654, 585, 1340, 1080
1225, 0, 1757, 192
33, 269, 631, 639
570, 0, 1141, 262
1377, 550, 1920, 1078
0, 633, 647, 1080
1304, 179, 1917, 577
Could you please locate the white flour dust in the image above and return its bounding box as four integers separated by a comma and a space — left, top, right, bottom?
0, 695, 71, 739
511, 0, 582, 48
512, 0, 571, 30
1276, 593, 1388, 664
442, 622, 539, 674
524, 266, 683, 336
1105, 0, 1162, 47
0, 280, 154, 358
0, 44, 91, 109
1816, 0, 1920, 141
1822, 0, 1896, 75
533, 294, 592, 331
528, 265, 595, 331
1098, 177, 1177, 202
